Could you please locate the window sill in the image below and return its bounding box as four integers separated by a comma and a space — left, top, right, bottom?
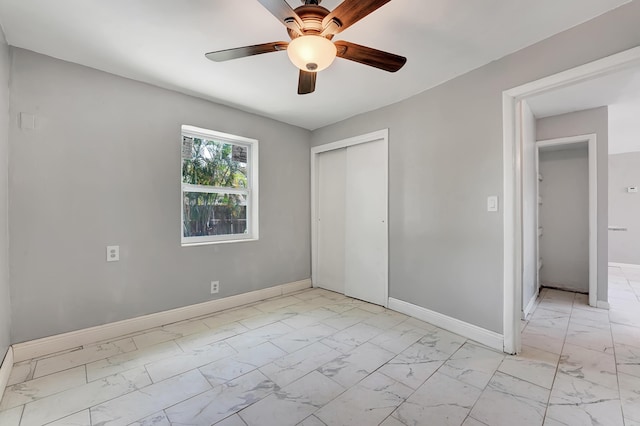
181, 237, 258, 247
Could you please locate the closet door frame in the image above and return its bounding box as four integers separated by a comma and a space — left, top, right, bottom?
310, 129, 389, 306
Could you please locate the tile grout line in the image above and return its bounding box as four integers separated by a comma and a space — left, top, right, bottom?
612, 270, 629, 423
1, 365, 100, 414
463, 343, 510, 426
132, 369, 214, 424
19, 363, 158, 425
26, 339, 139, 383
16, 405, 24, 426
539, 291, 574, 424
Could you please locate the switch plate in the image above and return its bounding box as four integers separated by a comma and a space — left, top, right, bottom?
106, 245, 120, 262
19, 113, 35, 130
487, 196, 499, 212
628, 186, 638, 193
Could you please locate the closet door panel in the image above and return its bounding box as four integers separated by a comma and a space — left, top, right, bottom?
345, 139, 388, 306
316, 148, 347, 294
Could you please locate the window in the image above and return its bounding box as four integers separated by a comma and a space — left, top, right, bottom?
181, 125, 258, 245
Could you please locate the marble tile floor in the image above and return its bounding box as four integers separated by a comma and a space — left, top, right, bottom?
0, 267, 639, 426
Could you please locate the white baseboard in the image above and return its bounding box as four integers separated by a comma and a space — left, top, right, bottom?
12, 279, 311, 362
280, 279, 312, 294
522, 292, 538, 319
609, 262, 640, 269
388, 298, 504, 352
596, 300, 610, 310
0, 346, 14, 403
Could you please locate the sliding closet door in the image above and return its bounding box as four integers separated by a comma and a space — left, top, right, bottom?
316, 148, 347, 294
345, 139, 388, 306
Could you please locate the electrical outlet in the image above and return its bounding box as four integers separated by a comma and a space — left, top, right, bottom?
106, 245, 120, 262
211, 281, 220, 294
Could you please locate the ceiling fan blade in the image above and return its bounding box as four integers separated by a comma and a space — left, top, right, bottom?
205, 42, 288, 62
322, 0, 392, 35
298, 70, 317, 95
257, 0, 304, 35
335, 40, 406, 72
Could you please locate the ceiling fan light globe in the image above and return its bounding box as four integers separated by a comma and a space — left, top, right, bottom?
287, 35, 337, 72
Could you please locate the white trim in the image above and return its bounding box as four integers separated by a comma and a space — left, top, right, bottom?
12, 279, 311, 362
250, 140, 259, 242
181, 184, 250, 196
181, 126, 259, 145
503, 46, 640, 355
609, 262, 640, 269
182, 238, 258, 247
503, 95, 521, 354
182, 233, 256, 245
503, 46, 640, 99
596, 300, 610, 310
389, 298, 504, 352
180, 125, 259, 246
535, 131, 541, 294
522, 291, 538, 319
536, 134, 598, 307
310, 129, 389, 307
310, 129, 389, 155
0, 346, 13, 403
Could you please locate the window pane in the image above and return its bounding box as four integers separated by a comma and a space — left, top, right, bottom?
182, 137, 248, 189
183, 191, 248, 237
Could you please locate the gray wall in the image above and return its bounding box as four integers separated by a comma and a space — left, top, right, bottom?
609, 151, 640, 265
0, 27, 10, 359
537, 107, 609, 302
310, 3, 638, 333
9, 49, 312, 343
538, 146, 589, 292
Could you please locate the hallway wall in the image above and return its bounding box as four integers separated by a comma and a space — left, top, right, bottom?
609, 151, 640, 265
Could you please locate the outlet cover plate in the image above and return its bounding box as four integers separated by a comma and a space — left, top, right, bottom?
107, 245, 120, 262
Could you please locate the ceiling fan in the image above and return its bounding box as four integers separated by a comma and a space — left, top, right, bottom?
205, 0, 407, 95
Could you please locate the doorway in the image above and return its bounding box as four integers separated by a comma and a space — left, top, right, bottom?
536, 136, 597, 302
502, 46, 640, 353
311, 129, 389, 307
607, 100, 640, 306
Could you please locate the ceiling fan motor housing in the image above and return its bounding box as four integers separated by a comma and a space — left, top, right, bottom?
287, 4, 333, 39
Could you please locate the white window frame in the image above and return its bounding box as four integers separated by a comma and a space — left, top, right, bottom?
181, 125, 259, 246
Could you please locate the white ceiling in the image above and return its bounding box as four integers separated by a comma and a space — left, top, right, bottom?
527, 65, 640, 154
0, 0, 630, 130
527, 66, 640, 119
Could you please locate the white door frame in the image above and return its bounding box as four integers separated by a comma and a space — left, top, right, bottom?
502, 46, 640, 354
310, 129, 389, 306
536, 134, 598, 303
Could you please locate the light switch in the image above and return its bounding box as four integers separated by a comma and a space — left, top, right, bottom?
487, 196, 499, 212
628, 186, 638, 193
19, 113, 35, 130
